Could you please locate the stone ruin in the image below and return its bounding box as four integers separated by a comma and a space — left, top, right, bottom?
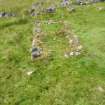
64, 34, 83, 58
28, 0, 105, 18
56, 21, 83, 58
31, 19, 83, 60
31, 21, 43, 60
76, 0, 103, 5
31, 20, 49, 60
60, 0, 71, 7
28, 0, 76, 17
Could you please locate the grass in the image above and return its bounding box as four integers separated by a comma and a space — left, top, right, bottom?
0, 1, 105, 105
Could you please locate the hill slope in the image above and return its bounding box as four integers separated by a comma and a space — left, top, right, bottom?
0, 1, 105, 105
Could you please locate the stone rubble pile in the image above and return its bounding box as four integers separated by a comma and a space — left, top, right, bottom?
60, 0, 71, 8
31, 19, 83, 60
57, 21, 83, 58
28, 0, 76, 17
31, 21, 43, 60
31, 20, 49, 60
28, 0, 104, 17
65, 35, 83, 57
46, 6, 56, 13
76, 0, 102, 5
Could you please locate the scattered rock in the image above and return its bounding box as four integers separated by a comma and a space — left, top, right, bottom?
33, 21, 42, 33
27, 71, 34, 76
76, 0, 102, 5
77, 45, 83, 50
65, 34, 82, 58
0, 12, 16, 18
31, 12, 39, 16
69, 52, 74, 56
75, 51, 81, 56
76, 0, 85, 5
60, 0, 70, 7
32, 19, 83, 59
46, 6, 56, 13
64, 50, 81, 58
28, 2, 44, 16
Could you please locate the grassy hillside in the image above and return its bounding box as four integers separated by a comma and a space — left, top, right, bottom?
0, 1, 105, 105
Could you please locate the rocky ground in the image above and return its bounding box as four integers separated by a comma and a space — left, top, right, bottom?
0, 0, 105, 105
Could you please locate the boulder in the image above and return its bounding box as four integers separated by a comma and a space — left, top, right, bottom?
31, 47, 42, 59
46, 6, 56, 13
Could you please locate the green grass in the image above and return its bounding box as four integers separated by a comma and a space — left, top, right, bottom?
0, 1, 105, 105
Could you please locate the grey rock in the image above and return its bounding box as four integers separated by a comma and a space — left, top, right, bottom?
31, 47, 42, 59
0, 12, 6, 17
76, 0, 102, 4
61, 0, 70, 7
46, 6, 56, 13
0, 12, 16, 18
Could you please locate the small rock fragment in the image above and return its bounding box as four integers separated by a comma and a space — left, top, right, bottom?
69, 52, 74, 56
27, 71, 34, 76
61, 0, 70, 7
75, 51, 81, 56
34, 27, 42, 33
77, 45, 83, 50
69, 39, 73, 44
46, 6, 56, 13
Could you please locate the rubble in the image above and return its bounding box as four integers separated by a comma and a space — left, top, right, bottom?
0, 12, 16, 18
69, 52, 74, 56
46, 6, 56, 13
32, 19, 83, 60
60, 0, 70, 7
97, 7, 105, 11
76, 0, 102, 5
58, 21, 83, 58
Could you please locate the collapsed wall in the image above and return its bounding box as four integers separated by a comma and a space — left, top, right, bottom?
76, 0, 104, 4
